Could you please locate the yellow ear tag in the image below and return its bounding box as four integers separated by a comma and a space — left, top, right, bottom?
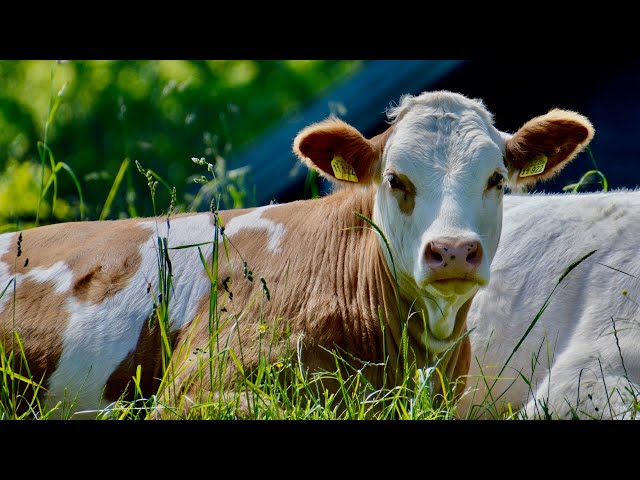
519, 153, 548, 178
331, 155, 359, 182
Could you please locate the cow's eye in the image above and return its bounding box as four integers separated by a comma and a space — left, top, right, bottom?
487, 172, 505, 190
384, 173, 403, 190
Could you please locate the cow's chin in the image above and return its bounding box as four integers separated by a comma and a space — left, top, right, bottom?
428, 279, 477, 297
421, 280, 480, 353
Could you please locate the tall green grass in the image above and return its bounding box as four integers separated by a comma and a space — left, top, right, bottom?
35, 64, 84, 226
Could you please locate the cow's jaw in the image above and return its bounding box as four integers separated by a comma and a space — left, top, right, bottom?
422, 281, 479, 353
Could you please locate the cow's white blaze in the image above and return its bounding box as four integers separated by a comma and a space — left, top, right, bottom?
224, 204, 286, 253
373, 93, 509, 353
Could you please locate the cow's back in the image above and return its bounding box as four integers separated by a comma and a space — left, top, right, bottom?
462, 190, 640, 418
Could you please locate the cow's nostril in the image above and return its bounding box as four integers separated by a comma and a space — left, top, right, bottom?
425, 243, 445, 267
466, 243, 482, 266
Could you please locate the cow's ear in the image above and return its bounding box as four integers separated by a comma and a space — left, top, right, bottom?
504, 109, 594, 188
293, 117, 390, 185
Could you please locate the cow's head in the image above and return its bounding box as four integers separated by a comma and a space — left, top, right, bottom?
293, 91, 593, 354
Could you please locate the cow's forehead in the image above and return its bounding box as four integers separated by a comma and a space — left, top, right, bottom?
384, 102, 504, 184
386, 90, 494, 125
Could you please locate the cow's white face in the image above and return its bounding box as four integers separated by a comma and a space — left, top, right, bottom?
294, 90, 594, 356
373, 96, 508, 350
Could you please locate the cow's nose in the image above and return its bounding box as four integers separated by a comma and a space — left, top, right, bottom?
424, 238, 482, 277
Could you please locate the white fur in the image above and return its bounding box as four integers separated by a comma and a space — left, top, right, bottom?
461, 189, 640, 419
224, 204, 286, 253
26, 261, 73, 294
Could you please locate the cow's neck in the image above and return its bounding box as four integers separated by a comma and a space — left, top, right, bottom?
313, 187, 435, 387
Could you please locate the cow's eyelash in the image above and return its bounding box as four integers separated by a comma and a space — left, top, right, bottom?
487, 172, 505, 190
384, 173, 404, 190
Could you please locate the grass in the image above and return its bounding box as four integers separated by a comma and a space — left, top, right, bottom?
35, 65, 84, 226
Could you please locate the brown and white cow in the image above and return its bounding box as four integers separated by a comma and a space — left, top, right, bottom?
0, 91, 594, 418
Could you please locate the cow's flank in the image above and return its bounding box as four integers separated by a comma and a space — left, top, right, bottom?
0, 91, 594, 418
461, 190, 640, 419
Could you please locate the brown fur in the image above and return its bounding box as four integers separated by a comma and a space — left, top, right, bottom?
506, 109, 595, 187
442, 300, 473, 401
391, 173, 417, 215
0, 277, 68, 409
103, 319, 168, 403
1, 220, 152, 305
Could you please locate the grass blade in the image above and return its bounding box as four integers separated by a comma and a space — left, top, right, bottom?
56, 161, 85, 220
100, 158, 130, 220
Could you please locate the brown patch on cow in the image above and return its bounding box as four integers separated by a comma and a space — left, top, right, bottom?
505, 109, 594, 187
1, 219, 152, 305
390, 173, 417, 215
447, 327, 471, 400
103, 318, 169, 403
0, 278, 69, 409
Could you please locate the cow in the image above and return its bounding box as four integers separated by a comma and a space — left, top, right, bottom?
459, 189, 640, 420
0, 91, 594, 418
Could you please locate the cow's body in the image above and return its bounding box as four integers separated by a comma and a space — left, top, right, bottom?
461, 190, 640, 419
0, 91, 594, 418
0, 189, 466, 416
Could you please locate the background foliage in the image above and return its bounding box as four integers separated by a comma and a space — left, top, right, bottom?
0, 60, 362, 230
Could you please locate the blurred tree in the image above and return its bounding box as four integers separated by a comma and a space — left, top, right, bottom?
0, 60, 362, 228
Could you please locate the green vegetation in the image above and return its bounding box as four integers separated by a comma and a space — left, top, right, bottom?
0, 60, 363, 228
563, 146, 609, 192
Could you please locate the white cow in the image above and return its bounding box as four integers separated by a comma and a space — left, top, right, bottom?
460, 189, 640, 419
